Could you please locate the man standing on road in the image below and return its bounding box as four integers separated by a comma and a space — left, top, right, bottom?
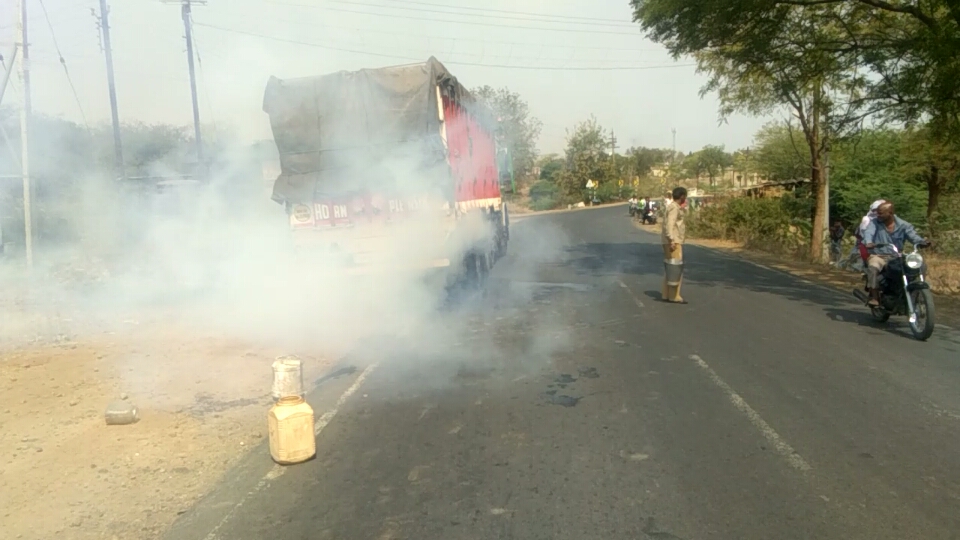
661, 186, 688, 304
862, 201, 929, 306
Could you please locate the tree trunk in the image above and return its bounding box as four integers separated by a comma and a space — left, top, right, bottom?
809, 155, 826, 263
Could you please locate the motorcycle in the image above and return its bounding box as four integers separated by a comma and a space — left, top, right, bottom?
852, 243, 935, 341
628, 201, 639, 217
641, 207, 658, 225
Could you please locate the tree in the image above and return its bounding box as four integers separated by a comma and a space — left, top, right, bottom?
899, 126, 960, 230
751, 122, 810, 183
537, 153, 564, 182
472, 86, 543, 181
558, 116, 614, 203
777, 2, 960, 140
631, 0, 869, 262
731, 148, 758, 186
828, 129, 925, 226
625, 146, 671, 179
684, 145, 733, 187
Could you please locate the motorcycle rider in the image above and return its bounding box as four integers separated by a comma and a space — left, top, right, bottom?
862, 201, 929, 306
839, 199, 885, 270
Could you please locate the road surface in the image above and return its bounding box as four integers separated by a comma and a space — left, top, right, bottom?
166, 205, 960, 540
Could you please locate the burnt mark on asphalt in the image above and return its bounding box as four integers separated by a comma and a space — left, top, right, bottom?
546, 394, 581, 407
185, 393, 269, 416
642, 516, 687, 539
314, 365, 359, 387
578, 367, 600, 379
541, 368, 599, 407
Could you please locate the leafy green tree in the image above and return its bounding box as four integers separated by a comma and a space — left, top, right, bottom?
752, 122, 809, 182
828, 129, 922, 225
696, 145, 733, 186
472, 86, 543, 181
625, 146, 671, 179
731, 148, 759, 186
898, 126, 960, 234
557, 116, 614, 203
537, 153, 564, 182
631, 0, 869, 261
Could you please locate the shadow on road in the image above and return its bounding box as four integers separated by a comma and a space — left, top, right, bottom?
561, 237, 960, 344
562, 241, 850, 308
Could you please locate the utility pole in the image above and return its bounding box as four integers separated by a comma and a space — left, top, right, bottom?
165, 0, 206, 175
17, 0, 33, 268
671, 128, 677, 161
610, 132, 618, 176
96, 0, 126, 181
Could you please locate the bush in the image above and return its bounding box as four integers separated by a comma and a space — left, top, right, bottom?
529, 180, 560, 211
686, 195, 813, 257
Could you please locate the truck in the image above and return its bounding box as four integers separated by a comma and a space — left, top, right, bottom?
262, 57, 509, 289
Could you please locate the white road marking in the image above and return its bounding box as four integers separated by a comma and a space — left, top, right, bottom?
202, 362, 379, 540
617, 279, 645, 308
690, 355, 811, 472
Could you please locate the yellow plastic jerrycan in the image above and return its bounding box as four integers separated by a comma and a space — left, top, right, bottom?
268, 395, 316, 465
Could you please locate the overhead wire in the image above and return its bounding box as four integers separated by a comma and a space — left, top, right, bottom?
350, 0, 634, 24
38, 0, 90, 130
298, 0, 638, 28
193, 22, 694, 71
265, 1, 645, 36
222, 11, 663, 53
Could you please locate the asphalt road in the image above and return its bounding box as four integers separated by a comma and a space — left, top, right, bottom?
167, 205, 960, 540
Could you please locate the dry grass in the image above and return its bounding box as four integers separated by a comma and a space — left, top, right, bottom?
925, 254, 960, 295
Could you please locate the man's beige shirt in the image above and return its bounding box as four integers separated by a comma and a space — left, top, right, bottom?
661, 202, 686, 245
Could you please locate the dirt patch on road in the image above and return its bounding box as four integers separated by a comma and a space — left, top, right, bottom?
634, 221, 960, 326
0, 320, 335, 540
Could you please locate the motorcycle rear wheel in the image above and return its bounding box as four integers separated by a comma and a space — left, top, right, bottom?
909, 289, 936, 341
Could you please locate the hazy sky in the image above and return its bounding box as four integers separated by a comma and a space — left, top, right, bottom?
1, 0, 776, 154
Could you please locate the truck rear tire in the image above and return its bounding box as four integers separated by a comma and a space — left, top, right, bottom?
464, 252, 489, 289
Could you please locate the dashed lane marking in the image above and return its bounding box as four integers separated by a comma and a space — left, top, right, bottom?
691, 354, 811, 472
617, 279, 645, 308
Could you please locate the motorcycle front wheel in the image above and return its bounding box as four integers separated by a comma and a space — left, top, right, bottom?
909, 288, 936, 341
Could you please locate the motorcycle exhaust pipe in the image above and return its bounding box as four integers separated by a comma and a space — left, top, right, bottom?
852, 289, 869, 304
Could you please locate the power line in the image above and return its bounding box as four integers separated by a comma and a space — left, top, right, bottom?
193, 23, 693, 71
38, 0, 90, 130
223, 12, 663, 53
295, 0, 638, 28
357, 0, 634, 24
266, 1, 645, 36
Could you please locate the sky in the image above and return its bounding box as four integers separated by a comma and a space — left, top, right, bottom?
0, 0, 775, 155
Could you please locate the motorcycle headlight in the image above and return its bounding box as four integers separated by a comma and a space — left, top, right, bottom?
905, 252, 924, 269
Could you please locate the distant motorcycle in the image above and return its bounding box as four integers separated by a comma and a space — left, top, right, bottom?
628, 201, 639, 217
641, 206, 658, 225
852, 242, 935, 340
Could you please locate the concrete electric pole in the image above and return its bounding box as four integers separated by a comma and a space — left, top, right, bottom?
17, 0, 33, 268
96, 0, 126, 181
164, 0, 206, 176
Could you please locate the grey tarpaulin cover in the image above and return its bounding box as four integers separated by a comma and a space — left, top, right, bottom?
263, 57, 474, 206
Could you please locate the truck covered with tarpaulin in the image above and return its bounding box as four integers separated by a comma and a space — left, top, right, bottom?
262, 57, 508, 283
